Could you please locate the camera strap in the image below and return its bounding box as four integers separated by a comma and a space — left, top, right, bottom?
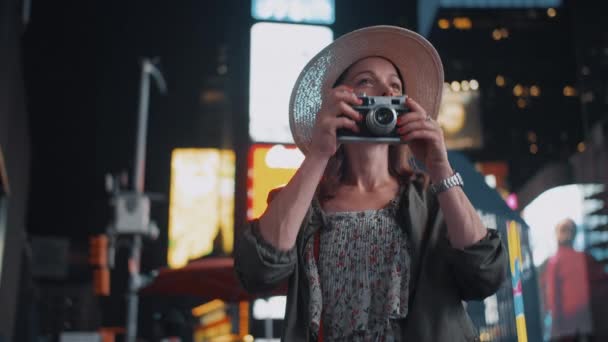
314, 230, 324, 342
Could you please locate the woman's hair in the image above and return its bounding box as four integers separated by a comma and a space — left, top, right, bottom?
317, 57, 427, 201
318, 145, 420, 201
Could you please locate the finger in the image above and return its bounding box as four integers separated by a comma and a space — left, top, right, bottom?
334, 85, 354, 93
406, 97, 427, 114
323, 85, 354, 105
397, 120, 438, 135
398, 99, 428, 125
397, 111, 428, 126
400, 129, 440, 142
333, 88, 362, 106
318, 93, 361, 121
334, 116, 360, 133
337, 102, 363, 122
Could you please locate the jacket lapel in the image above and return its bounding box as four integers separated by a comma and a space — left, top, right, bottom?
400, 181, 430, 292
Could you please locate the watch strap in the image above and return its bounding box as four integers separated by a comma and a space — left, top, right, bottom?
430, 172, 464, 195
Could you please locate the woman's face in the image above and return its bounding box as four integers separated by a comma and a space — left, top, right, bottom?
340, 57, 403, 97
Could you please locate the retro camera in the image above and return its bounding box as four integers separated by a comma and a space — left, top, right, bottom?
337, 95, 409, 143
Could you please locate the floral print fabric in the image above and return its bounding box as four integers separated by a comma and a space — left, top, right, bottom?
306, 192, 411, 341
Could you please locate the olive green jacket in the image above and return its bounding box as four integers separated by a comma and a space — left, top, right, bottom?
235, 180, 508, 341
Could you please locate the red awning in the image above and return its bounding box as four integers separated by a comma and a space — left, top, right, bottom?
140, 257, 287, 301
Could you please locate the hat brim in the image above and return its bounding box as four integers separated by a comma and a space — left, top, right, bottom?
289, 25, 444, 154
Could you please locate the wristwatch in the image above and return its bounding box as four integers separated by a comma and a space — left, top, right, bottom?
430, 171, 464, 195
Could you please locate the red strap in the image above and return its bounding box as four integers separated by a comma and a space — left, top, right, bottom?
314, 230, 323, 342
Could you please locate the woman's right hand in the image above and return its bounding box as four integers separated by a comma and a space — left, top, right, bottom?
308, 85, 363, 158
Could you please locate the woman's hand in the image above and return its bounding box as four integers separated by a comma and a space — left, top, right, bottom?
396, 97, 452, 180
308, 85, 363, 159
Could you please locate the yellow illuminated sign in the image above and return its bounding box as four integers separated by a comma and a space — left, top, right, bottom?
248, 144, 303, 220
168, 148, 235, 268
192, 299, 226, 317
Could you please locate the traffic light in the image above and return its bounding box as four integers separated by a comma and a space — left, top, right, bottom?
93, 268, 110, 296
89, 235, 108, 267
89, 235, 110, 296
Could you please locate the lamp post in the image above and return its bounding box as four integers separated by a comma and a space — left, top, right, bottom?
105, 58, 167, 342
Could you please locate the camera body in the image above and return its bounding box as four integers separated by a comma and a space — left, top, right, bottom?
337, 95, 409, 143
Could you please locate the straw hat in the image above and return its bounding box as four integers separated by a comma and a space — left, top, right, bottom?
289, 25, 444, 154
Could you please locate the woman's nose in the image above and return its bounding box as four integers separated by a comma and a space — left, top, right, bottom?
380, 83, 395, 96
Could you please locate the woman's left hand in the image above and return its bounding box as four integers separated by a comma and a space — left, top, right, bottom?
396, 97, 451, 179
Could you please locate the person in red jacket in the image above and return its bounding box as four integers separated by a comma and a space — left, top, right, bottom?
540, 218, 606, 341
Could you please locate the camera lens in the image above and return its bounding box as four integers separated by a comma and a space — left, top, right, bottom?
375, 108, 394, 125
366, 106, 397, 136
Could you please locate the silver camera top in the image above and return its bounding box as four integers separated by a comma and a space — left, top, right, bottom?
353, 94, 407, 108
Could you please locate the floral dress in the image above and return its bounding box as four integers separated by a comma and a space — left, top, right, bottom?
305, 191, 412, 342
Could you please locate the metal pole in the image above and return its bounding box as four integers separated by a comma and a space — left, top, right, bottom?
125, 58, 166, 342
133, 60, 152, 195
126, 235, 142, 342
125, 58, 151, 342
265, 318, 273, 339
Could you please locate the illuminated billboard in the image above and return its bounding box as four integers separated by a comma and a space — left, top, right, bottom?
437, 82, 483, 150
168, 148, 235, 268
440, 0, 561, 7
522, 184, 606, 267
249, 23, 333, 144
252, 0, 335, 24
247, 144, 303, 220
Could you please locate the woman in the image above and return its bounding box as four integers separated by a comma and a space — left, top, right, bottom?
235, 26, 507, 341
